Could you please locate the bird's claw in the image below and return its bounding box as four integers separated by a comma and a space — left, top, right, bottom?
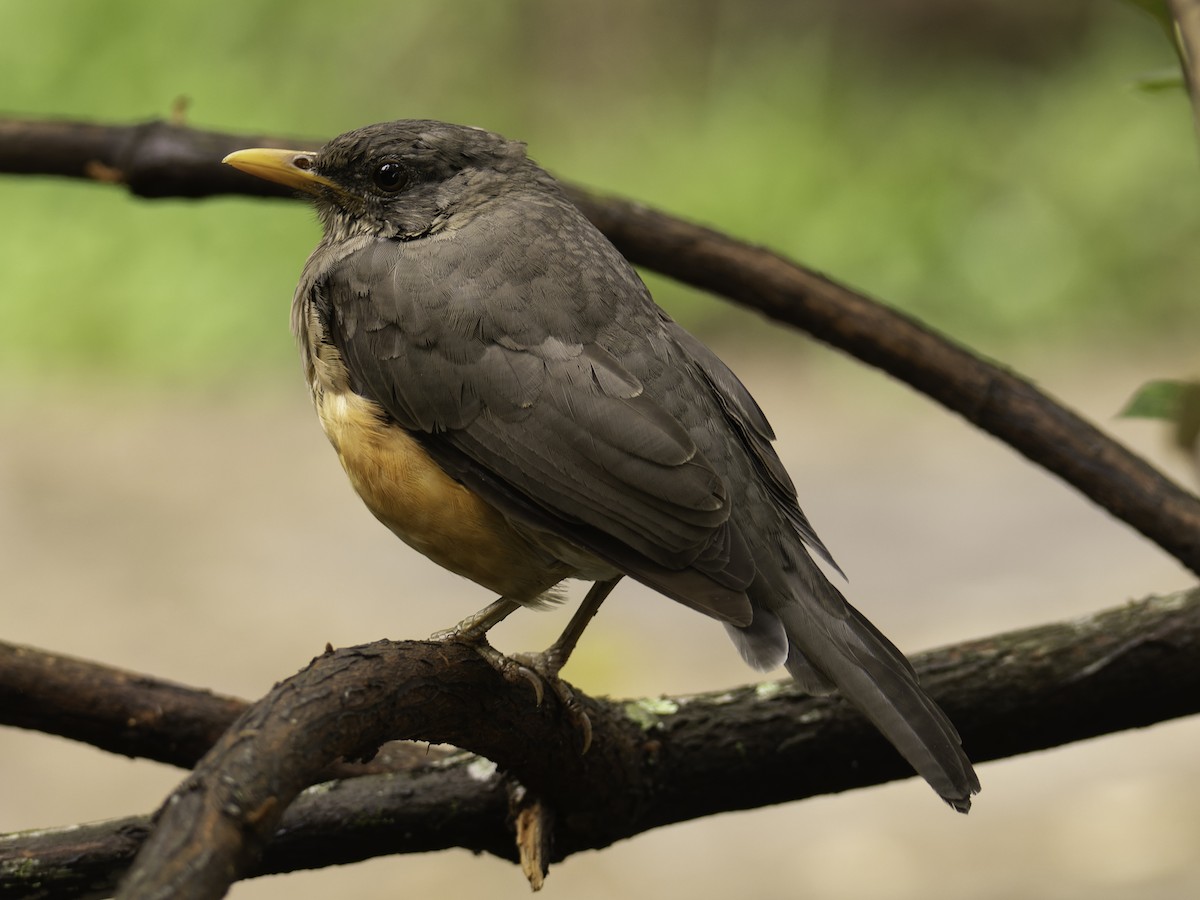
509, 660, 545, 707
432, 627, 592, 752
512, 650, 593, 754
441, 634, 545, 702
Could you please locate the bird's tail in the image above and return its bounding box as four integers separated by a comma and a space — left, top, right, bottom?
762, 577, 979, 812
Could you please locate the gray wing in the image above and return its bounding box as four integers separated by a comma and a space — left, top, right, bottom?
664, 323, 841, 575
317, 221, 756, 624
310, 188, 978, 809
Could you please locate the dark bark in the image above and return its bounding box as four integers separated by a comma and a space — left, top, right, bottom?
0, 643, 443, 780
111, 640, 650, 900
0, 643, 243, 769
0, 118, 317, 199
3, 588, 1198, 899
0, 114, 1197, 575
0, 760, 509, 900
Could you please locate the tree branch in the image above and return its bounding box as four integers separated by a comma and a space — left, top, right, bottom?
112, 640, 650, 900
3, 588, 1198, 899
0, 643, 243, 769
1, 115, 1197, 575
567, 189, 1200, 576
0, 118, 315, 198
0, 642, 437, 781
1170, 0, 1200, 140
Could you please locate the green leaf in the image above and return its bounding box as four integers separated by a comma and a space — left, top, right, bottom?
1121, 379, 1200, 456
1133, 68, 1186, 92
1119, 379, 1188, 420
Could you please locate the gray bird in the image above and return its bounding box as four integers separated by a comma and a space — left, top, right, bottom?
224, 120, 979, 811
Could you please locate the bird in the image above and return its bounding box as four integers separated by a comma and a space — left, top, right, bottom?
223, 120, 979, 811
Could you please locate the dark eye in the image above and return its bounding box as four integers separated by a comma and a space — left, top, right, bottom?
372, 162, 407, 192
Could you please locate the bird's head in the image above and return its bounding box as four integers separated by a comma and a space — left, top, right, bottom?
224, 120, 535, 241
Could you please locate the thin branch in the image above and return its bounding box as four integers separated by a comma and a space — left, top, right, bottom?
567, 190, 1200, 576
0, 115, 1197, 575
3, 588, 1198, 899
0, 118, 316, 198
1170, 0, 1200, 139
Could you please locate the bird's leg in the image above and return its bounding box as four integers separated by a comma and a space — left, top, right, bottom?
432, 580, 620, 752
431, 596, 548, 698
431, 596, 522, 643
518, 577, 621, 677
512, 577, 622, 753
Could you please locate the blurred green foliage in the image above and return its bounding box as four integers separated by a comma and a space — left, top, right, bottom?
0, 0, 1196, 383
1121, 378, 1200, 460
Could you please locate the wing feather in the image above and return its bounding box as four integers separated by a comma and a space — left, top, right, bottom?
317, 224, 754, 623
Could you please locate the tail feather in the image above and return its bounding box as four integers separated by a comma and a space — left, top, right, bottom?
725, 611, 837, 694
776, 584, 979, 812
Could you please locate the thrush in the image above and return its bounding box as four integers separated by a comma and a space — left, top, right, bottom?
224, 120, 979, 811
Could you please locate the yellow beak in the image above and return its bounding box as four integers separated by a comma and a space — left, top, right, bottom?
222, 148, 336, 193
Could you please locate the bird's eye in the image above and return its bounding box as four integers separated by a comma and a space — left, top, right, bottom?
372, 162, 407, 192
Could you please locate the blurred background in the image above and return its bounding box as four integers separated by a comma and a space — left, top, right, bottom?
1, 1, 1198, 898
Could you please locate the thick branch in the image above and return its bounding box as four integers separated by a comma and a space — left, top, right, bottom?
1, 115, 1197, 575
0, 760, 513, 900
112, 640, 649, 900
3, 588, 1198, 899
0, 643, 243, 769
0, 643, 430, 780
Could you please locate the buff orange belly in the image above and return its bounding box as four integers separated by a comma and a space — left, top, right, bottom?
316, 389, 568, 602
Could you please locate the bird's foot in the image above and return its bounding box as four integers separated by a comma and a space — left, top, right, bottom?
431, 618, 547, 704
431, 599, 593, 752
510, 647, 593, 754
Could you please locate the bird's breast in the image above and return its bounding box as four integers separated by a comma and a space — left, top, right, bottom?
315, 388, 570, 602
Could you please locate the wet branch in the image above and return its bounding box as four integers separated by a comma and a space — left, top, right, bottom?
2, 588, 1198, 899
